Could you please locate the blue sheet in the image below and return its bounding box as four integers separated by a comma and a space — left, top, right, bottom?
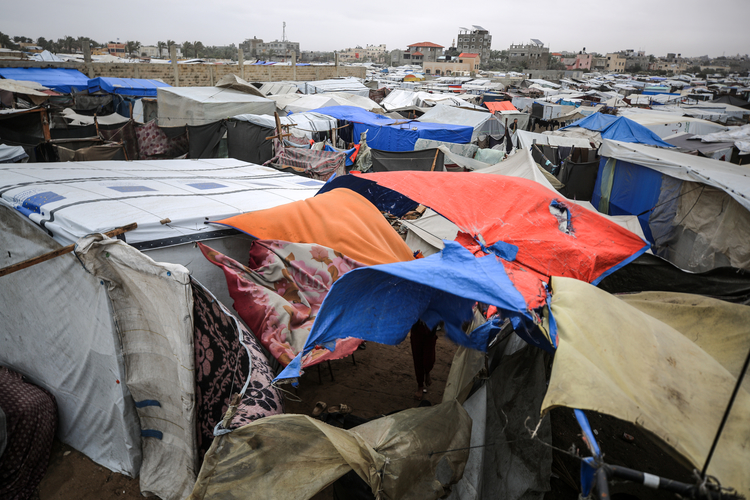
561, 113, 673, 147
275, 241, 538, 382
87, 77, 171, 97
309, 105, 473, 152
0, 67, 89, 94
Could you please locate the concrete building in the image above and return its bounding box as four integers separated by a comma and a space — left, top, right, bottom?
424, 53, 481, 76
240, 37, 300, 60
338, 44, 386, 63
592, 56, 608, 71
391, 42, 444, 66
107, 43, 126, 57
564, 51, 592, 71
508, 39, 550, 70
456, 26, 491, 61
605, 52, 626, 73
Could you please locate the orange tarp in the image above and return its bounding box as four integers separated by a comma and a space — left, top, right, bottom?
485, 101, 517, 112
215, 189, 415, 266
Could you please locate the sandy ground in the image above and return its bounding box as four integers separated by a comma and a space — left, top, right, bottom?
38, 335, 458, 499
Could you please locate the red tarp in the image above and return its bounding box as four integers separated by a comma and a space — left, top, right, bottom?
485, 101, 517, 112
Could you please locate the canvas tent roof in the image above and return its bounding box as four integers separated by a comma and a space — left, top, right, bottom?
0, 158, 323, 247
311, 105, 473, 151
268, 92, 381, 114
618, 108, 728, 138
296, 77, 370, 97
0, 67, 89, 93
418, 105, 504, 141
599, 139, 750, 211
485, 101, 517, 112
232, 111, 338, 139
87, 77, 170, 97
561, 113, 673, 147
157, 86, 276, 126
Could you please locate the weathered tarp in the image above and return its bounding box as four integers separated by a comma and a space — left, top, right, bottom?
371, 148, 445, 172
188, 400, 472, 500
561, 113, 673, 147
199, 239, 364, 369
265, 146, 345, 181
213, 189, 414, 266
75, 235, 198, 500
543, 277, 750, 498
310, 105, 473, 152
0, 67, 88, 94
87, 77, 170, 97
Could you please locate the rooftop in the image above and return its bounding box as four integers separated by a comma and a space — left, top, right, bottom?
408, 42, 444, 48
459, 53, 479, 58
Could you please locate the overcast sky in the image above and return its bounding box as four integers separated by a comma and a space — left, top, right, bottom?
3, 0, 749, 58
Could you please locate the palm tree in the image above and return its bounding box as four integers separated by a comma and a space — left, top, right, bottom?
166, 39, 176, 57
64, 35, 75, 53
157, 41, 166, 58
182, 41, 193, 59
193, 41, 204, 58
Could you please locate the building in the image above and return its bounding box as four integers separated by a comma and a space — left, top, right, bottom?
456, 26, 491, 61
508, 39, 550, 70
107, 43, 126, 57
424, 53, 481, 76
240, 37, 300, 60
563, 50, 592, 71
339, 47, 365, 62
605, 52, 626, 73
592, 56, 608, 71
365, 44, 387, 63
391, 42, 444, 66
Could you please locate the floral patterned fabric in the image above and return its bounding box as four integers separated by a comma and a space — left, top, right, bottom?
191, 280, 282, 460
199, 239, 364, 371
135, 120, 189, 159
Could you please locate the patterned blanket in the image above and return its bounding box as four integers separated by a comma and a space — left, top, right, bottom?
199, 239, 364, 372
264, 145, 346, 181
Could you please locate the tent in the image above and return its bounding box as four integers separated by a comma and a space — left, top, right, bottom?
310, 105, 473, 152
231, 111, 337, 139
484, 101, 517, 112
618, 108, 728, 138
418, 105, 504, 141
157, 87, 276, 126
594, 139, 750, 272
296, 77, 370, 97
560, 113, 674, 147
0, 158, 322, 499
0, 67, 89, 94
87, 77, 171, 97
268, 92, 381, 114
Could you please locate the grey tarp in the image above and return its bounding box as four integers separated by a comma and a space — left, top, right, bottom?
226, 120, 275, 165
188, 400, 472, 500
370, 148, 445, 172
188, 121, 227, 159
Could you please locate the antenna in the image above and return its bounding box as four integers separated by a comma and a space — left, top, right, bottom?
283, 22, 286, 42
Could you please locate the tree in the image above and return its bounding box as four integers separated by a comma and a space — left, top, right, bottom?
157, 41, 166, 58
63, 36, 75, 53
193, 41, 204, 58
182, 41, 193, 59
166, 40, 176, 58
125, 40, 141, 57
0, 32, 18, 49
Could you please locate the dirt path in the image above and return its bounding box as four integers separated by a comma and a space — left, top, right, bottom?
39, 334, 458, 499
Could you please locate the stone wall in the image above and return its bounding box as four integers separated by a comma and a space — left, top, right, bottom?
0, 60, 366, 86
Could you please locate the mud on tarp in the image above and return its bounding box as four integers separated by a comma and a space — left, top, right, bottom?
191, 279, 282, 461
370, 148, 445, 172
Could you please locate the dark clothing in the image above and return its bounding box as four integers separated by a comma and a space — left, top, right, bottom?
409, 321, 437, 387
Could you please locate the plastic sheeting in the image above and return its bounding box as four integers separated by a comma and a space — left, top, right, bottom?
322, 170, 649, 284
269, 92, 381, 114
0, 158, 323, 248
232, 111, 337, 139
157, 87, 276, 126
0, 67, 89, 94
60, 108, 132, 126
297, 77, 370, 97
75, 235, 198, 500
543, 277, 750, 498
418, 105, 504, 142
371, 148, 445, 172
0, 206, 141, 476
561, 113, 673, 147
0, 143, 28, 163
618, 108, 727, 138
516, 130, 592, 151
188, 401, 471, 500
87, 77, 171, 97
310, 105, 473, 152
214, 189, 414, 266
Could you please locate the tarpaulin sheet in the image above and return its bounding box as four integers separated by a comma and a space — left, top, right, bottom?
276, 241, 545, 382
309, 105, 473, 152
418, 105, 504, 142
320, 171, 649, 284
598, 252, 750, 305
75, 234, 198, 500
157, 87, 276, 127
87, 77, 171, 97
0, 67, 88, 94
226, 120, 274, 165
543, 277, 750, 498
199, 239, 364, 369
371, 148, 445, 172
561, 113, 673, 147
214, 189, 414, 266
266, 146, 345, 181
188, 400, 471, 500
485, 101, 517, 112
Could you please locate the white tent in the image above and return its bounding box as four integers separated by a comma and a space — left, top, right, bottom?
381, 89, 480, 111
268, 92, 381, 114
0, 158, 323, 499
157, 87, 276, 126
296, 77, 370, 97
618, 108, 727, 138
232, 111, 338, 139
418, 105, 504, 141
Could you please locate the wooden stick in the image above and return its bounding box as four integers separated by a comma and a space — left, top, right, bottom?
430, 149, 440, 171
0, 223, 138, 278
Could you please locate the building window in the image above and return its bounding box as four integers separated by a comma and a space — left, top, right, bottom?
472, 38, 475, 42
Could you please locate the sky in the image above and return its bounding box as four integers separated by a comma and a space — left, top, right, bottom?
3, 0, 749, 58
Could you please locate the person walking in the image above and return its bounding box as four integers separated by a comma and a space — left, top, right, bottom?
409, 320, 438, 400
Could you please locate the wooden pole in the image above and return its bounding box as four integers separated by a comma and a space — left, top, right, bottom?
0, 223, 138, 278
430, 149, 440, 171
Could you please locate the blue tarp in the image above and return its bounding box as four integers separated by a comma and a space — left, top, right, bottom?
561, 113, 673, 147
276, 241, 537, 382
309, 105, 473, 152
592, 158, 664, 244
87, 77, 171, 97
0, 67, 89, 94
324, 144, 357, 166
